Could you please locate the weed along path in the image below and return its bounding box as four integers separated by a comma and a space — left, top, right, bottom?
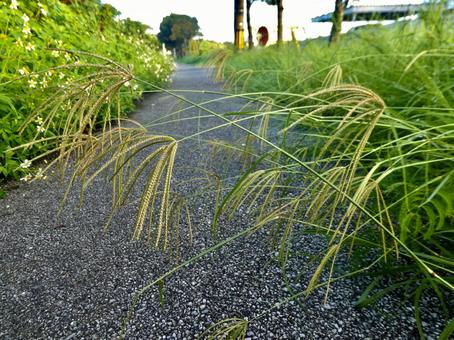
0, 65, 445, 339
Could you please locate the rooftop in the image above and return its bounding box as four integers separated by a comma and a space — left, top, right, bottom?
312, 2, 453, 22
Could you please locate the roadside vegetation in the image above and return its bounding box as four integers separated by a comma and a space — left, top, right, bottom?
179, 39, 229, 65
0, 0, 173, 180
207, 3, 453, 337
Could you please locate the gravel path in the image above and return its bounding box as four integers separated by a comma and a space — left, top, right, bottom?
0, 64, 447, 339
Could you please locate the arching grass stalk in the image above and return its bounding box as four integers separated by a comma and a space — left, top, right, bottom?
139, 79, 453, 293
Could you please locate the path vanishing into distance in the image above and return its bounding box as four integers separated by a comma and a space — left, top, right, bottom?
0, 65, 445, 339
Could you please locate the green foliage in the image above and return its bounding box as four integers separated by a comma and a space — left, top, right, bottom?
157, 13, 200, 57
179, 40, 229, 65
186, 39, 225, 57
210, 5, 454, 336
0, 0, 173, 179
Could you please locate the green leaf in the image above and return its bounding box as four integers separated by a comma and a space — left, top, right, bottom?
157, 279, 165, 308
439, 318, 454, 340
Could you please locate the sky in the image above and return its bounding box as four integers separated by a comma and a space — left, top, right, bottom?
102, 0, 425, 43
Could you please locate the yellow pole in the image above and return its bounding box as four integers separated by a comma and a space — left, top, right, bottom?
234, 0, 245, 50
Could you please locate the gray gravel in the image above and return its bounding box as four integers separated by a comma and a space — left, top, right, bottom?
0, 64, 448, 339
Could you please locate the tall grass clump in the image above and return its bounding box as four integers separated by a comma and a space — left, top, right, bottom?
207, 2, 453, 337
0, 0, 173, 179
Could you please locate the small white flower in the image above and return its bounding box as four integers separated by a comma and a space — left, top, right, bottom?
22, 14, 29, 23
22, 25, 31, 36
37, 125, 46, 133
58, 72, 65, 79
35, 168, 44, 180
39, 79, 48, 88
46, 70, 53, 77
15, 38, 23, 46
25, 42, 35, 51
28, 79, 37, 88
20, 159, 32, 169
51, 50, 59, 57
133, 84, 139, 91
10, 0, 18, 10
40, 8, 47, 16
74, 60, 81, 65
18, 67, 28, 75
124, 81, 130, 87
35, 116, 43, 125
20, 174, 32, 182
64, 52, 71, 61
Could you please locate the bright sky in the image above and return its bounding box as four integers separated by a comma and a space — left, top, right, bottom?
102, 0, 425, 42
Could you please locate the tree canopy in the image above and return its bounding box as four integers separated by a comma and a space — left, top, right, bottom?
157, 14, 200, 56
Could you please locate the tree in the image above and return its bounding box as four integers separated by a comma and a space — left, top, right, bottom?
98, 3, 121, 32
122, 18, 150, 36
246, 0, 256, 49
329, 0, 349, 45
261, 0, 284, 46
234, 0, 245, 49
158, 14, 200, 57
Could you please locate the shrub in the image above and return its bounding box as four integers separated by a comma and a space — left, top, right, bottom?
0, 0, 173, 179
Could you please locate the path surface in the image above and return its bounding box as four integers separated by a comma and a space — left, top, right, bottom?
0, 65, 444, 339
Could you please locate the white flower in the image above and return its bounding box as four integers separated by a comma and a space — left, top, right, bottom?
25, 42, 35, 51
15, 38, 23, 46
10, 0, 18, 10
58, 72, 65, 79
133, 84, 139, 91
40, 8, 47, 16
39, 79, 48, 88
51, 50, 60, 57
35, 168, 46, 180
37, 125, 46, 133
22, 25, 31, 36
74, 60, 81, 65
46, 70, 53, 77
22, 14, 29, 23
124, 81, 130, 87
35, 116, 43, 125
18, 67, 28, 75
20, 174, 32, 182
28, 79, 37, 88
64, 52, 71, 61
20, 159, 32, 168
